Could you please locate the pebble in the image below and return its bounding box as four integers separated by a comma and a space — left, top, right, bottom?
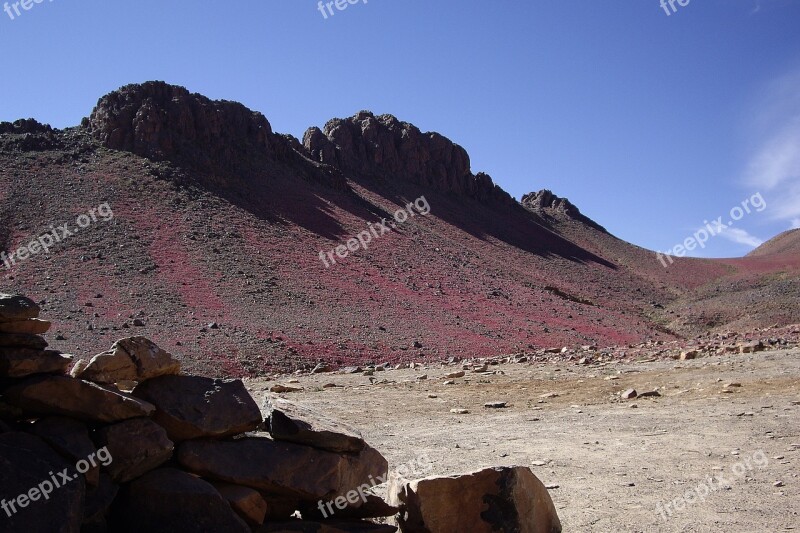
450, 408, 469, 415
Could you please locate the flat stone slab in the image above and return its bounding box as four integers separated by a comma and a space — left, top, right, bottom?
178, 435, 388, 502
4, 375, 155, 423
264, 397, 366, 453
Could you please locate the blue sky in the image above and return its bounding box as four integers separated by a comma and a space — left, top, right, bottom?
1, 0, 799, 258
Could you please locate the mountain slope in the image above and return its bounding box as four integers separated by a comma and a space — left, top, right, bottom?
1, 82, 797, 376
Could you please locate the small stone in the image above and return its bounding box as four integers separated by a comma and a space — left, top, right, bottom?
484, 402, 507, 409
270, 385, 302, 393
450, 409, 469, 414
444, 371, 465, 379
443, 380, 455, 385
773, 481, 785, 487
724, 383, 742, 388
428, 394, 438, 399
638, 390, 661, 398
680, 350, 698, 360
539, 393, 558, 399
621, 389, 637, 399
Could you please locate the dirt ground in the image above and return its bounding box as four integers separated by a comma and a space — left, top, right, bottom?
247, 349, 800, 532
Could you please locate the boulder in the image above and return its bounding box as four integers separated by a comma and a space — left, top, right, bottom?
0, 334, 48, 349
0, 348, 73, 378
264, 397, 366, 453
258, 521, 397, 533
0, 432, 85, 533
212, 482, 268, 526
93, 418, 174, 483
388, 466, 562, 533
178, 435, 388, 502
82, 474, 119, 532
132, 375, 261, 442
74, 336, 180, 384
3, 375, 155, 423
0, 319, 51, 334
0, 293, 40, 321
112, 467, 250, 533
30, 417, 99, 486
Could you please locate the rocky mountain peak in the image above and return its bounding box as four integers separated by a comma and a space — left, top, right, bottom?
302, 111, 515, 205
521, 189, 606, 232
83, 81, 276, 174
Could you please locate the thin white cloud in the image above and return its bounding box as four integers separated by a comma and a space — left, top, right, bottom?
791, 218, 800, 229
743, 69, 800, 227
718, 227, 764, 248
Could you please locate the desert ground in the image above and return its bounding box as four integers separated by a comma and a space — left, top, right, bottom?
248, 350, 800, 532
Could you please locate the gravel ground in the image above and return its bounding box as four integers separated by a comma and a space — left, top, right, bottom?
248, 349, 800, 532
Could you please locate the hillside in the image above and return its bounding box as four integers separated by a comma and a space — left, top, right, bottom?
1, 81, 798, 376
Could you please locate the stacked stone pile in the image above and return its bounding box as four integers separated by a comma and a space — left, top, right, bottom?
0, 293, 561, 533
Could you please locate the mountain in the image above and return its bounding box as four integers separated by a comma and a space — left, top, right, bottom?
1, 81, 798, 376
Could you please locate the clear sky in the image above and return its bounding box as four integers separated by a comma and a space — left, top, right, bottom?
1, 0, 799, 258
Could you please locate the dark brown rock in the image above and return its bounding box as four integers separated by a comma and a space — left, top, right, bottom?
0, 293, 40, 321
0, 319, 51, 334
177, 436, 388, 502
258, 521, 397, 533
112, 467, 249, 533
0, 432, 85, 533
264, 397, 366, 453
388, 466, 562, 533
4, 375, 155, 423
212, 482, 268, 526
0, 348, 73, 378
30, 417, 99, 486
132, 375, 261, 442
93, 418, 174, 483
82, 473, 119, 532
0, 333, 48, 349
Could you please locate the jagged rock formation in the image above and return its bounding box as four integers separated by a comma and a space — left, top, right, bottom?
303, 111, 515, 205
85, 82, 274, 170
521, 189, 606, 232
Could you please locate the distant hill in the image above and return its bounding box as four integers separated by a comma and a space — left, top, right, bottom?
748, 228, 800, 257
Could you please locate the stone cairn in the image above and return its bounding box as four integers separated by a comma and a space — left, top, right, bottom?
0, 293, 561, 533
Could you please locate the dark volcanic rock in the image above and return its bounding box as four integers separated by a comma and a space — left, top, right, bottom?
113, 467, 250, 533
303, 111, 514, 205
0, 432, 85, 533
132, 374, 262, 442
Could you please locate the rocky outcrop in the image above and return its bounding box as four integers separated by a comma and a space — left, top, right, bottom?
303, 111, 515, 205
85, 82, 274, 173
521, 189, 606, 232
